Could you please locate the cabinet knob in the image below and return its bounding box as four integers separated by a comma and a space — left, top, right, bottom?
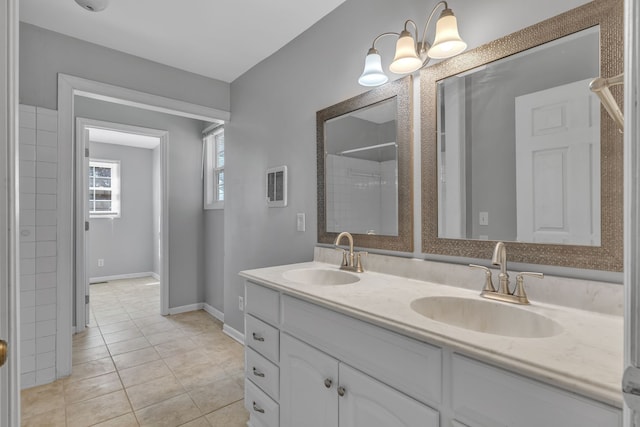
324, 378, 333, 388
337, 386, 346, 397
252, 332, 265, 342
252, 401, 265, 414
252, 367, 265, 378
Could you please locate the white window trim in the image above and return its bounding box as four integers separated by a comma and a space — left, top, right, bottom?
204, 128, 224, 210
89, 158, 121, 218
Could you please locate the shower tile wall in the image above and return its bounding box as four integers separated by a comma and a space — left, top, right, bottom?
19, 105, 58, 388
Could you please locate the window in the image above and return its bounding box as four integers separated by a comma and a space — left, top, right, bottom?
89, 159, 121, 217
204, 127, 224, 209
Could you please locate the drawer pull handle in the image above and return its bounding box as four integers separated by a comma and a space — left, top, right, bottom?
252, 401, 265, 413
252, 367, 265, 377
337, 386, 346, 397
324, 378, 333, 388
252, 332, 265, 342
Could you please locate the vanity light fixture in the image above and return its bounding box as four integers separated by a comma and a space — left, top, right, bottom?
358, 1, 466, 87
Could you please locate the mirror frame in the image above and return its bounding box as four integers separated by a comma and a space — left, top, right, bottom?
421, 0, 623, 271
318, 76, 413, 252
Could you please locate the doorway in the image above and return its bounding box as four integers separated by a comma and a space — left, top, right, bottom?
75, 119, 168, 332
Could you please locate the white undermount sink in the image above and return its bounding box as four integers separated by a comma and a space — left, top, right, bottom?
410, 296, 563, 338
283, 268, 360, 286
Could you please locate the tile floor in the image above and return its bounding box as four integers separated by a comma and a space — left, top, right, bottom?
21, 276, 249, 427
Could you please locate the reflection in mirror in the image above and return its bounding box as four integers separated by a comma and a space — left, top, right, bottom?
438, 27, 601, 246
422, 0, 623, 271
318, 76, 413, 253
325, 98, 398, 236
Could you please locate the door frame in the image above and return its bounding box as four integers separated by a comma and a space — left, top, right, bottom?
74, 118, 169, 332
57, 73, 229, 377
1, 0, 20, 425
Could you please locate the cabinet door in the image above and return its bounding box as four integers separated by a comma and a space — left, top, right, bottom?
280, 333, 339, 427
338, 364, 439, 427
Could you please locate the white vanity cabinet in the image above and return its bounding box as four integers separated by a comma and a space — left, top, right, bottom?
280, 333, 438, 427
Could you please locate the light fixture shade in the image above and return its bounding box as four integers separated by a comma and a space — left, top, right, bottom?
358, 49, 389, 87
427, 9, 467, 59
389, 30, 423, 74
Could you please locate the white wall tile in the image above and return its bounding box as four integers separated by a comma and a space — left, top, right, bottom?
36, 162, 57, 179
19, 144, 36, 161
21, 259, 36, 275
35, 367, 55, 384
36, 226, 56, 241
36, 336, 56, 354
20, 177, 36, 195
35, 304, 56, 322
20, 210, 36, 227
21, 355, 35, 373
22, 322, 36, 340
20, 227, 36, 243
36, 241, 56, 258
36, 256, 57, 274
21, 339, 35, 356
36, 211, 56, 226
21, 290, 35, 308
36, 351, 55, 370
21, 372, 36, 388
35, 288, 56, 306
36, 321, 56, 338
36, 107, 58, 132
20, 242, 36, 259
20, 160, 36, 178
35, 272, 56, 289
19, 128, 36, 146
36, 130, 57, 148
20, 105, 36, 128
36, 194, 56, 211
36, 178, 57, 195
36, 146, 57, 163
21, 275, 36, 291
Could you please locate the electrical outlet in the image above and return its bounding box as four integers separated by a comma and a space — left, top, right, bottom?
239, 296, 244, 311
479, 212, 489, 226
97, 258, 104, 267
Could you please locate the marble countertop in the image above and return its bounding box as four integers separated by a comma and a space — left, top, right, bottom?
240, 261, 623, 408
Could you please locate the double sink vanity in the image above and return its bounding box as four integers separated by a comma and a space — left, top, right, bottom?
240, 247, 622, 427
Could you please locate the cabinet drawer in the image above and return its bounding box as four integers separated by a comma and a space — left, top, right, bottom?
451, 354, 622, 427
282, 295, 442, 406
246, 281, 280, 326
246, 314, 279, 363
246, 347, 280, 401
245, 379, 279, 427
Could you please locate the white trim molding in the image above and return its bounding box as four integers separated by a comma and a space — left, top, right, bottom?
57, 73, 230, 379
203, 303, 224, 322
223, 324, 245, 345
168, 303, 204, 315
89, 272, 159, 284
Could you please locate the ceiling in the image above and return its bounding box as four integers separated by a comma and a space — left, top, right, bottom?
19, 0, 347, 83
89, 128, 160, 149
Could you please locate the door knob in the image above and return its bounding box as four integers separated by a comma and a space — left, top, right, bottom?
0, 339, 7, 367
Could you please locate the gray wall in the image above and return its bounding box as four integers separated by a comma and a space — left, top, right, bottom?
224, 0, 591, 333
19, 23, 230, 112
76, 97, 206, 308
205, 210, 224, 313
88, 142, 154, 280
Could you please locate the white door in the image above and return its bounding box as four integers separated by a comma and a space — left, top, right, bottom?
515, 78, 600, 245
280, 333, 338, 427
338, 363, 439, 427
1, 0, 20, 425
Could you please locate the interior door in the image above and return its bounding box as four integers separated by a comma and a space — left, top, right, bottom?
1, 0, 20, 425
515, 78, 600, 245
75, 124, 91, 331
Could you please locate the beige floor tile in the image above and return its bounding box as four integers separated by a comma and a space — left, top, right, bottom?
145, 328, 186, 346
205, 401, 249, 427
68, 357, 116, 382
21, 407, 66, 427
172, 361, 228, 391
64, 371, 123, 404
112, 346, 161, 370
155, 337, 199, 358
66, 390, 132, 427
108, 336, 151, 356
179, 416, 211, 427
91, 412, 140, 427
125, 374, 186, 410
21, 381, 65, 418
103, 328, 144, 344
72, 334, 107, 350
119, 359, 172, 388
96, 312, 133, 326
162, 349, 212, 371
73, 344, 111, 365
187, 376, 244, 414
99, 319, 138, 334
138, 320, 177, 337
133, 314, 171, 328
135, 393, 202, 427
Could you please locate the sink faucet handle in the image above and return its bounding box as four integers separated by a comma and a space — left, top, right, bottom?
469, 264, 496, 293
355, 252, 368, 273
340, 250, 349, 268
514, 272, 544, 302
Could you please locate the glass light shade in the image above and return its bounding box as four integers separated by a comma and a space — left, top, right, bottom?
427, 9, 467, 59
389, 30, 423, 74
358, 50, 389, 87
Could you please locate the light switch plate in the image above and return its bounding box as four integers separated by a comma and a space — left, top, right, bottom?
296, 213, 306, 232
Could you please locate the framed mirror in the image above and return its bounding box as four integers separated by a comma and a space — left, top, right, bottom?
421, 0, 623, 271
318, 76, 413, 252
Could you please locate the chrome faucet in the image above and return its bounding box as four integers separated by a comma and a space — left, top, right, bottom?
469, 241, 543, 305
334, 231, 365, 273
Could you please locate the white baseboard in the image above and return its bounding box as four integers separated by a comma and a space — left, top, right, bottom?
223, 324, 245, 345
150, 272, 160, 280
168, 303, 204, 315
203, 303, 224, 322
90, 271, 156, 283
